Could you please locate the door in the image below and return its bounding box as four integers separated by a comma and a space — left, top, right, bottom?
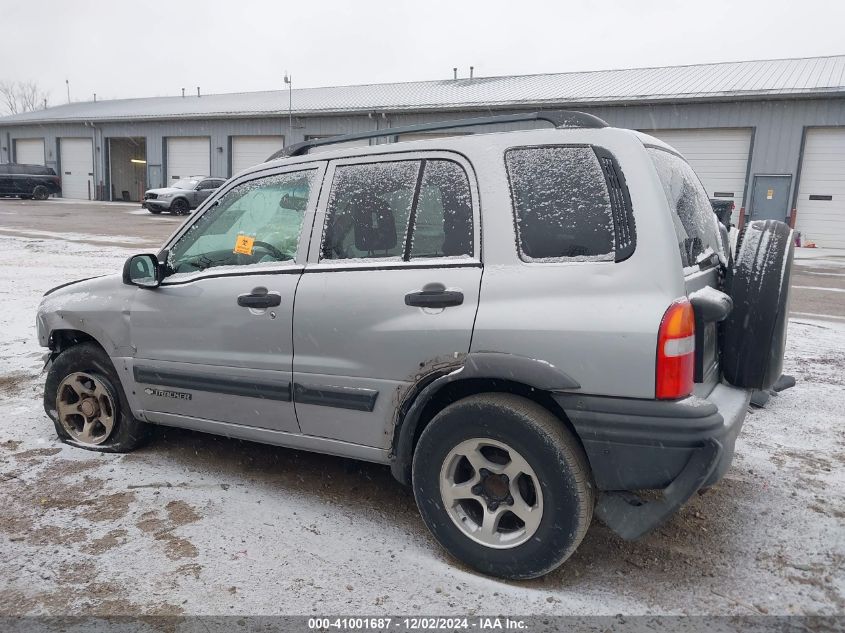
796, 128, 845, 249
750, 175, 792, 222
643, 128, 752, 224
15, 138, 45, 165
167, 137, 210, 182
292, 153, 482, 449
232, 136, 285, 175
194, 179, 220, 206
130, 164, 324, 432
59, 138, 94, 199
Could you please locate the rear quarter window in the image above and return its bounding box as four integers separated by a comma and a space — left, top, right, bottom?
505, 146, 625, 262
647, 147, 724, 268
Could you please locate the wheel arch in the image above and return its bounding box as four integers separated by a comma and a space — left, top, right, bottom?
390, 354, 585, 485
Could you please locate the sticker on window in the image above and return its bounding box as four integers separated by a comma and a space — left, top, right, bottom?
233, 234, 255, 255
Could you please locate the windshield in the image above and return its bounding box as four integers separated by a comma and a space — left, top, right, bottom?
171, 178, 200, 189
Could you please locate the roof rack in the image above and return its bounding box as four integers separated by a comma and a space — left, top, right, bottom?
271, 110, 609, 159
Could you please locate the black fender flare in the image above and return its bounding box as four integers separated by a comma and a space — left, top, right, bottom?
389, 352, 580, 484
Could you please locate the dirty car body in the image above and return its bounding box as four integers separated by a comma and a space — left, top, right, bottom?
37, 111, 794, 580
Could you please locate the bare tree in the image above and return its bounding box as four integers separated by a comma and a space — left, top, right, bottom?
0, 81, 49, 116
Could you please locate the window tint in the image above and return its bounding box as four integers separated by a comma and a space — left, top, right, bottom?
167, 169, 315, 275
409, 160, 473, 258
506, 146, 615, 261
647, 147, 724, 267
321, 161, 419, 260
321, 159, 474, 261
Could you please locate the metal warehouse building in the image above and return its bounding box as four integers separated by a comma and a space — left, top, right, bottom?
1, 54, 844, 247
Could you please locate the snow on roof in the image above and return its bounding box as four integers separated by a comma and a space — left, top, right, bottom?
2, 54, 845, 125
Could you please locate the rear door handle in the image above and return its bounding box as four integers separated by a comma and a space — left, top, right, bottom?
237, 287, 281, 309
405, 283, 464, 308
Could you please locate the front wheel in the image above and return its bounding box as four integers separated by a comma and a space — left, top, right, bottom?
32, 185, 49, 200
44, 342, 148, 452
412, 394, 594, 580
169, 198, 189, 215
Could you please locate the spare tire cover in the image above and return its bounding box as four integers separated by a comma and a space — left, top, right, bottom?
721, 219, 794, 390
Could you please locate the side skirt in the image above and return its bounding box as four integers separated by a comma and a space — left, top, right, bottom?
144, 411, 391, 465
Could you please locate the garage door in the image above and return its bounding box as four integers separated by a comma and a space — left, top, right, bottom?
59, 138, 94, 200
167, 137, 210, 182
643, 128, 752, 220
15, 138, 45, 165
796, 128, 845, 249
231, 136, 285, 175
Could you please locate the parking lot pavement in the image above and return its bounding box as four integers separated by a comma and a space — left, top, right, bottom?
792, 248, 845, 322
0, 198, 183, 248
0, 203, 843, 616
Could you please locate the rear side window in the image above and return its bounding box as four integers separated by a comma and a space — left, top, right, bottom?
647, 147, 724, 267
321, 159, 474, 261
506, 146, 633, 262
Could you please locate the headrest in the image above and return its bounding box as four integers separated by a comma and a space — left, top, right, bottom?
348, 194, 397, 253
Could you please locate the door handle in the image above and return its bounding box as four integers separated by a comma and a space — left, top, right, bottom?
405, 283, 464, 309
237, 287, 281, 309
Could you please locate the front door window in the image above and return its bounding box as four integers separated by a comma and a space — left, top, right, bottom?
167, 169, 316, 275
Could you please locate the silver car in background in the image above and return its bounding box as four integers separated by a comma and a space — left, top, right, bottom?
142, 176, 225, 215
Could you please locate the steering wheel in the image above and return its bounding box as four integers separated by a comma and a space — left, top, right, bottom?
252, 240, 288, 261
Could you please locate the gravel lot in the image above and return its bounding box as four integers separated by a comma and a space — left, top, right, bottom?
0, 199, 843, 617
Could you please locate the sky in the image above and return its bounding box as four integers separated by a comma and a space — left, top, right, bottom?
1, 0, 843, 106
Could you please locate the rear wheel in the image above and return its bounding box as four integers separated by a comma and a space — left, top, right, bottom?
32, 185, 49, 200
44, 342, 148, 452
412, 394, 593, 580
170, 198, 189, 215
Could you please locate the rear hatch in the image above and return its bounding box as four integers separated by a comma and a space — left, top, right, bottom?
646, 146, 728, 397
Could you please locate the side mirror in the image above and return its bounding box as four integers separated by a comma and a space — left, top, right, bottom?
123, 253, 162, 288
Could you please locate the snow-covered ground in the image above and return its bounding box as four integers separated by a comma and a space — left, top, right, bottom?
0, 234, 843, 616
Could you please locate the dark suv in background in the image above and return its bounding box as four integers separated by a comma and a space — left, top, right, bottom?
0, 163, 62, 200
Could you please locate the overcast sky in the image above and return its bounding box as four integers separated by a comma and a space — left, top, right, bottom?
2, 0, 843, 105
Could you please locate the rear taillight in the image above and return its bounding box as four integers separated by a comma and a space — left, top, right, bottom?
656, 298, 695, 399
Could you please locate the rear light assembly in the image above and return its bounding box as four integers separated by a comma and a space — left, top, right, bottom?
656, 298, 695, 399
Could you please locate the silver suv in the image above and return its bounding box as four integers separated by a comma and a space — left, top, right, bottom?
142, 176, 225, 215
37, 111, 794, 580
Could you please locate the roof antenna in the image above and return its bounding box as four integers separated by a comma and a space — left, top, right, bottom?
93, 93, 96, 102
453, 67, 457, 80
197, 86, 201, 97
470, 66, 474, 79
181, 87, 185, 98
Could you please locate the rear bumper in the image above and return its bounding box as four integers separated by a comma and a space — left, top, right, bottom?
555, 382, 749, 491
554, 383, 751, 539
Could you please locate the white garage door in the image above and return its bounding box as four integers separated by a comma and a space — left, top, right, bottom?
231, 136, 285, 175
59, 138, 94, 200
15, 138, 45, 165
644, 128, 752, 220
167, 137, 210, 182
796, 128, 845, 249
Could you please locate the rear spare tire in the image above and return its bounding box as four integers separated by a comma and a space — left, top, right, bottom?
721, 219, 794, 390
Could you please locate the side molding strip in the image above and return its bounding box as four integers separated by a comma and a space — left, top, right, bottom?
134, 366, 291, 402
294, 383, 379, 412
134, 366, 379, 412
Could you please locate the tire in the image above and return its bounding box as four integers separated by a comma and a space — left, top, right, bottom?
147, 207, 162, 214
412, 394, 594, 580
721, 219, 794, 390
44, 342, 149, 453
32, 185, 49, 201
170, 198, 188, 215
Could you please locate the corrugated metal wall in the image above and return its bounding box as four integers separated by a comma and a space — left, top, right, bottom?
2, 97, 844, 207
